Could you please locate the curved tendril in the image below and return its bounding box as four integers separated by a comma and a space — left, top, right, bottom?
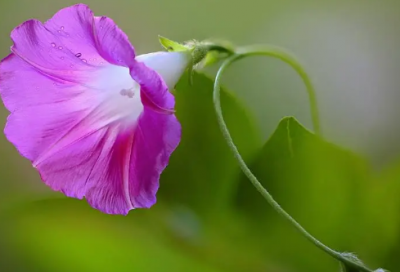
235, 45, 321, 135
212, 46, 372, 272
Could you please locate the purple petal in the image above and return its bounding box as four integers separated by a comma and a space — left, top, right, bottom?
9, 4, 136, 85
130, 61, 175, 111
0, 4, 181, 214
1, 54, 94, 160
93, 16, 136, 67
129, 111, 181, 208
0, 53, 86, 113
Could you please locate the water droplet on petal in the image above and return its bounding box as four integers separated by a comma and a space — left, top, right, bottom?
60, 56, 65, 60
58, 46, 63, 50
51, 43, 56, 47
75, 53, 82, 58
60, 26, 64, 30
82, 59, 87, 63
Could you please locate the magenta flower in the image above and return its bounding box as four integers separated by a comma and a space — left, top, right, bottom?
0, 4, 190, 215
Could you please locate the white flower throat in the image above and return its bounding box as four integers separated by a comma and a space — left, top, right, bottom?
91, 51, 191, 125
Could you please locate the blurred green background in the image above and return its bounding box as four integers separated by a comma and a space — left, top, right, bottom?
1, 0, 400, 271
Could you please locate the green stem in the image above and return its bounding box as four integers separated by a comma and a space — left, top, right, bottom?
212, 45, 372, 272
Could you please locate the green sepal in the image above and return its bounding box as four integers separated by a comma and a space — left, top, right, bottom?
158, 35, 189, 52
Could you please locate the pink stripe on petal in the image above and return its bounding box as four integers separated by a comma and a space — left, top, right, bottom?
30, 112, 180, 215
36, 124, 134, 215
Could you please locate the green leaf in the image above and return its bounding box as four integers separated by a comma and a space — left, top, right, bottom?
160, 71, 262, 217
232, 117, 394, 271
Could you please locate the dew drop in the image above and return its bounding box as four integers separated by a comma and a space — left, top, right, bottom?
57, 30, 61, 34
51, 43, 56, 47
60, 26, 64, 30
82, 59, 87, 63
58, 46, 63, 50
75, 53, 82, 58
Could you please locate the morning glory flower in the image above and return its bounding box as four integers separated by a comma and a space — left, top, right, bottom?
0, 4, 190, 215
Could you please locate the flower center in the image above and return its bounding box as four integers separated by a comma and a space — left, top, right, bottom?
93, 65, 144, 125
120, 88, 136, 98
